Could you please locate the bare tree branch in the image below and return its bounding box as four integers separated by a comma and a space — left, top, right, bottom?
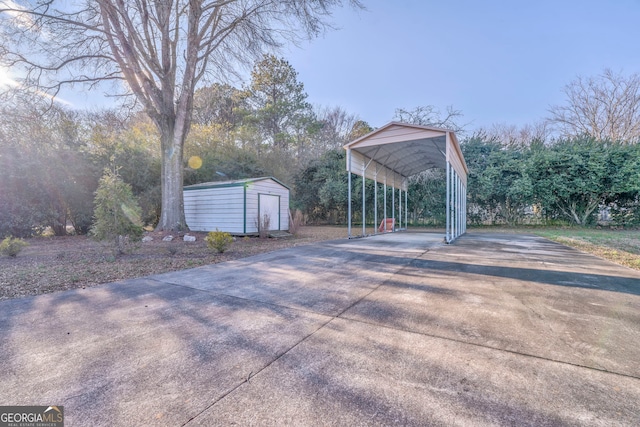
394, 105, 469, 136
548, 69, 640, 143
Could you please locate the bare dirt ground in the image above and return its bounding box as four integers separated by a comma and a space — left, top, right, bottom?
0, 226, 348, 301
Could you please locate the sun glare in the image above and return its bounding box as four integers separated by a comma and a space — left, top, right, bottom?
0, 66, 73, 105
0, 67, 18, 88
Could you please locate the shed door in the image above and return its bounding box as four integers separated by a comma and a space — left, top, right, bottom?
259, 194, 280, 231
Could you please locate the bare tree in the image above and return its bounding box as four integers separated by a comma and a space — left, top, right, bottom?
393, 105, 468, 136
548, 69, 640, 143
0, 0, 361, 231
476, 121, 551, 148
312, 105, 359, 151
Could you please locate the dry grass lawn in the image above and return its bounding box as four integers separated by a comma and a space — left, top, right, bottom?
470, 226, 640, 271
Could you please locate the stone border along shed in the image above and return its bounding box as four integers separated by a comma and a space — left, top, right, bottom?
183, 177, 290, 235
344, 122, 468, 243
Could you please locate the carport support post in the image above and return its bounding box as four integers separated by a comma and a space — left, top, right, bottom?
347, 149, 352, 238
362, 163, 366, 237
453, 169, 457, 239
374, 170, 378, 235
464, 184, 467, 233
451, 169, 455, 240
454, 170, 458, 239
454, 172, 459, 239
465, 184, 468, 233
392, 176, 395, 231
405, 188, 408, 229
459, 175, 462, 237
456, 175, 459, 237
456, 171, 460, 239
446, 162, 450, 242
384, 175, 387, 232
463, 182, 465, 232
452, 167, 456, 240
460, 178, 464, 235
456, 174, 460, 238
398, 185, 402, 230
460, 181, 463, 234
459, 175, 463, 236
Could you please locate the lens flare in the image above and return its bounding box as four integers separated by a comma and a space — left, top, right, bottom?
120, 203, 141, 225
188, 156, 203, 169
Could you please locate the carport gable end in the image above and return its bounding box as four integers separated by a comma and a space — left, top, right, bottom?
183, 177, 290, 235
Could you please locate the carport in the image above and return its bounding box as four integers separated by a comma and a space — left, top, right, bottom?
344, 122, 468, 243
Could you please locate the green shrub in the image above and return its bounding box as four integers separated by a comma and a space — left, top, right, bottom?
91, 169, 144, 255
0, 236, 28, 257
205, 229, 234, 253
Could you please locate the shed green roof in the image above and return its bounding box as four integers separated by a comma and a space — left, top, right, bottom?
184, 176, 290, 191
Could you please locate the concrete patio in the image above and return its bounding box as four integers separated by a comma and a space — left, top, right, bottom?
1, 232, 639, 426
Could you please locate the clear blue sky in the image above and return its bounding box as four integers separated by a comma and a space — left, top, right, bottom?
59, 0, 640, 132
284, 0, 640, 131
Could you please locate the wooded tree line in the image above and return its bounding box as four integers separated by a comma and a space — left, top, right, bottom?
1, 62, 640, 238
462, 136, 640, 226
0, 55, 368, 237
291, 137, 640, 228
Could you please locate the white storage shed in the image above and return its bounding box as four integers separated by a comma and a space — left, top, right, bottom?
184, 177, 290, 235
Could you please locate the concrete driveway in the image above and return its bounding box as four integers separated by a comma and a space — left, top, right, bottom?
1, 232, 639, 426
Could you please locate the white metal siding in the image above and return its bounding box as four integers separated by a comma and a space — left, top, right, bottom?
184, 178, 290, 234
349, 150, 407, 190
184, 186, 245, 233
352, 124, 444, 148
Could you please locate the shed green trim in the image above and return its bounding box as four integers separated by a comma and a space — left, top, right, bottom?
183, 181, 245, 191
184, 176, 290, 191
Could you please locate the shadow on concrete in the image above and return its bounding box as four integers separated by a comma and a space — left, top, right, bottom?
409, 257, 640, 296
0, 279, 332, 426
191, 317, 640, 426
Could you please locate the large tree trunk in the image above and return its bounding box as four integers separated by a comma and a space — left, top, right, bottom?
156, 121, 188, 231
153, 8, 197, 232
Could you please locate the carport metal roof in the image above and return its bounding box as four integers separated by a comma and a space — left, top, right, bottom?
343, 122, 468, 188
343, 122, 468, 243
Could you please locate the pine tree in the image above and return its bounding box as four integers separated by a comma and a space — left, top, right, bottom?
91, 169, 144, 254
